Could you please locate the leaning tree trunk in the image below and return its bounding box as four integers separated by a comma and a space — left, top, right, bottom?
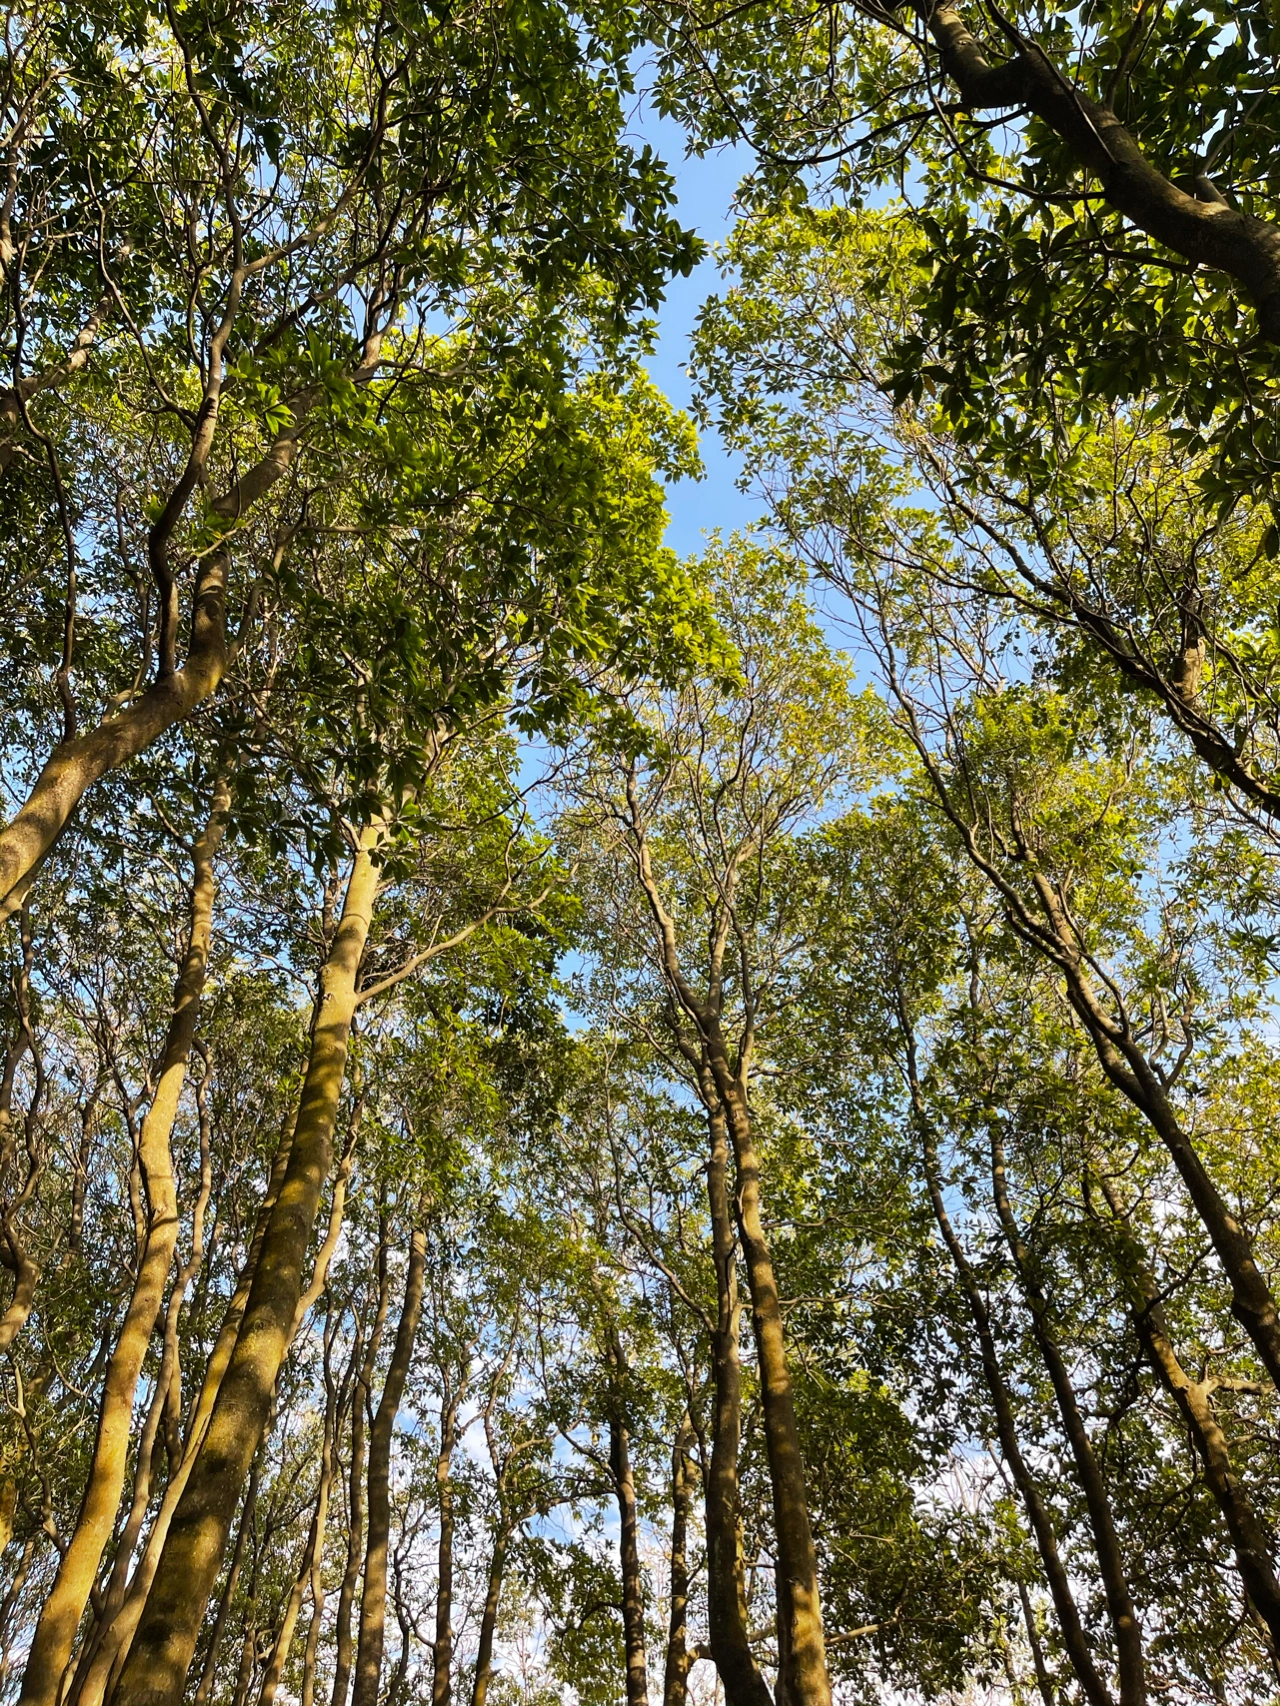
70, 1108, 297, 1706
20, 773, 229, 1706
910, 1063, 1114, 1706
351, 1210, 428, 1706
989, 1127, 1145, 1706
1092, 1169, 1280, 1647
107, 825, 384, 1706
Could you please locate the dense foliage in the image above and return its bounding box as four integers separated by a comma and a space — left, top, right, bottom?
5, 1, 1280, 1704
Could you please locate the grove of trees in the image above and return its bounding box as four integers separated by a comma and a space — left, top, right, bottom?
6, 1, 1280, 1703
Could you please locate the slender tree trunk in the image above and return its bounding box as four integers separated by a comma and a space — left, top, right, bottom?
351, 1211, 428, 1706
19, 777, 229, 1706
69, 1114, 297, 1706
701, 1086, 773, 1706
331, 1216, 392, 1706
1020, 868, 1280, 1394
711, 1059, 828, 1706
108, 826, 384, 1706
0, 908, 43, 1354
431, 1386, 460, 1706
989, 1128, 1145, 1705
911, 1078, 1114, 1706
258, 1335, 338, 1706
609, 1394, 648, 1706
663, 1416, 695, 1706
1092, 1170, 1280, 1646
470, 1531, 507, 1706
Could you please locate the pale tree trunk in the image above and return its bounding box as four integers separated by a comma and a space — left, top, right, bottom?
352, 1209, 428, 1706
192, 1454, 264, 1706
257, 1314, 339, 1706
68, 1113, 297, 1706
108, 826, 384, 1706
19, 775, 229, 1706
989, 1129, 1145, 1706
662, 1416, 695, 1706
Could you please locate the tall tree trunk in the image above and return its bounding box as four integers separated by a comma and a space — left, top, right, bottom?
108, 826, 384, 1706
431, 1386, 460, 1706
331, 1213, 392, 1706
0, 907, 42, 1354
663, 1416, 695, 1706
192, 1454, 263, 1706
69, 1113, 297, 1706
710, 1057, 828, 1706
608, 1387, 648, 1706
1092, 1170, 1280, 1647
701, 1085, 773, 1706
908, 1055, 1114, 1706
470, 1531, 507, 1706
351, 1210, 428, 1706
19, 776, 229, 1706
989, 1129, 1145, 1705
258, 1325, 338, 1706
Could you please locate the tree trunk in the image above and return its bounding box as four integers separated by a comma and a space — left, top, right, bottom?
1093, 1170, 1280, 1647
331, 1215, 392, 1706
19, 776, 228, 1706
609, 1402, 648, 1706
662, 1416, 695, 1706
912, 1081, 1114, 1706
108, 826, 383, 1706
431, 1382, 461, 1706
69, 1112, 297, 1706
701, 1085, 773, 1706
351, 1211, 428, 1706
989, 1128, 1145, 1706
0, 554, 230, 921
711, 1059, 828, 1706
470, 1532, 507, 1706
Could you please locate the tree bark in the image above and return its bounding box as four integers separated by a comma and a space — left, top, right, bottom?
1093, 1171, 1280, 1648
19, 775, 229, 1706
69, 1110, 296, 1706
351, 1210, 428, 1706
107, 826, 383, 1706
470, 1534, 507, 1706
989, 1128, 1145, 1705
331, 1214, 392, 1706
431, 1380, 461, 1706
663, 1416, 695, 1706
710, 1059, 828, 1706
702, 1085, 774, 1706
908, 1051, 1114, 1706
608, 1374, 649, 1706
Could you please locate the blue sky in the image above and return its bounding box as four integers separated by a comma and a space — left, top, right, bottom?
623, 104, 762, 557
